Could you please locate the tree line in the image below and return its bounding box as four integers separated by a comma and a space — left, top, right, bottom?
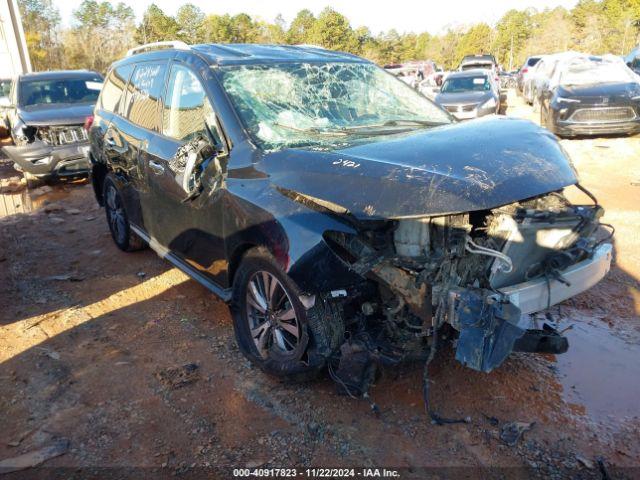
19, 0, 640, 74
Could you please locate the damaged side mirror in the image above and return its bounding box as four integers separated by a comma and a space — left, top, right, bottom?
172, 133, 227, 203
176, 136, 217, 203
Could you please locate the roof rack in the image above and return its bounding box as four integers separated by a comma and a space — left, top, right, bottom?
126, 41, 190, 57
295, 44, 326, 50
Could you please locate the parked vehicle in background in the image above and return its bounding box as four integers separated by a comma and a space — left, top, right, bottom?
624, 45, 640, 74
459, 54, 498, 72
625, 53, 640, 75
539, 55, 640, 137
523, 52, 582, 108
0, 78, 13, 132
498, 71, 517, 89
88, 42, 611, 389
385, 60, 436, 89
459, 54, 500, 85
517, 55, 543, 93
434, 70, 501, 119
0, 78, 12, 99
1, 70, 103, 184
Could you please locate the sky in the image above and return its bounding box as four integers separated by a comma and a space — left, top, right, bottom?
55, 0, 580, 34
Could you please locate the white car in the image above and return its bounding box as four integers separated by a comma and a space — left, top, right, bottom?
523, 52, 583, 108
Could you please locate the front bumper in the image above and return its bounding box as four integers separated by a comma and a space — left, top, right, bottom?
554, 119, 640, 136
498, 243, 612, 314
2, 142, 91, 177
452, 108, 496, 120
451, 243, 611, 372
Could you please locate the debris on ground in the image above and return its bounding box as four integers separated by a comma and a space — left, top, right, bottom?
44, 206, 63, 215
35, 347, 60, 360
0, 439, 70, 473
500, 421, 535, 446
45, 274, 84, 282
156, 363, 200, 390
483, 414, 500, 426
6, 429, 35, 448
575, 454, 594, 469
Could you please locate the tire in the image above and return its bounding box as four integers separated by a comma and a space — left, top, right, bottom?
103, 174, 146, 252
23, 172, 45, 189
230, 247, 332, 380
532, 92, 540, 113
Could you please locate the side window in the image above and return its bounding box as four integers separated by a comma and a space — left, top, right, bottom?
99, 64, 133, 113
162, 65, 215, 142
122, 62, 166, 131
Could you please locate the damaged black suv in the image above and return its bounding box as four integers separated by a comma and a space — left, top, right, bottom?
89, 42, 612, 387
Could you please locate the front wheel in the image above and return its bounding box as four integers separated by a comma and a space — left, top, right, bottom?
231, 247, 325, 380
23, 172, 45, 189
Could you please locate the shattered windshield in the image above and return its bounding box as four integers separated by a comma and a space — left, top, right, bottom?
219, 62, 451, 150
560, 60, 637, 86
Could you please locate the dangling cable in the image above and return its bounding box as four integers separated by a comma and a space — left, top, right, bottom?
422, 326, 471, 426
575, 183, 599, 206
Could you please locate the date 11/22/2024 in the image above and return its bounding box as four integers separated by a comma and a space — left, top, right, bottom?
232, 468, 401, 478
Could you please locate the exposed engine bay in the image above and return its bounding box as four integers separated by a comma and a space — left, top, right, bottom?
3, 122, 91, 178
316, 186, 611, 396
13, 123, 89, 147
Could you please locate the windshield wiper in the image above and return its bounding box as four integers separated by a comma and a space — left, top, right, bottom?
383, 119, 445, 127
338, 119, 446, 132
274, 119, 445, 138
273, 123, 348, 136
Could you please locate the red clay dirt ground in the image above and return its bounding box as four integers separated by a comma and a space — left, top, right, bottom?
0, 93, 638, 479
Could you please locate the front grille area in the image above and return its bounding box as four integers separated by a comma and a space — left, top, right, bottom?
569, 107, 636, 124
38, 125, 89, 146
443, 103, 477, 113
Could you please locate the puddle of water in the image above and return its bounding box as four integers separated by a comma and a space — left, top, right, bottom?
555, 319, 640, 425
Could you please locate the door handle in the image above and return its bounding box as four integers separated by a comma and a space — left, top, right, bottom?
148, 160, 164, 175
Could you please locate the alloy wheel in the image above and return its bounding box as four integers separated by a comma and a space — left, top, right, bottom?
105, 185, 127, 245
245, 271, 301, 359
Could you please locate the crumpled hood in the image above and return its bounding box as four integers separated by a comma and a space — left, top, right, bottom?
18, 103, 94, 126
435, 90, 493, 105
260, 116, 578, 220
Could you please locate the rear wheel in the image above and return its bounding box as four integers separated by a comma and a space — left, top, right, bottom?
532, 92, 540, 113
103, 175, 146, 252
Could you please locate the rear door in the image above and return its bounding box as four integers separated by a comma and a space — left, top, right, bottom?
91, 63, 133, 198
113, 61, 167, 229
143, 62, 228, 286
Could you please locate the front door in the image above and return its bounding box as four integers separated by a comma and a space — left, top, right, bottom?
143, 63, 228, 286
